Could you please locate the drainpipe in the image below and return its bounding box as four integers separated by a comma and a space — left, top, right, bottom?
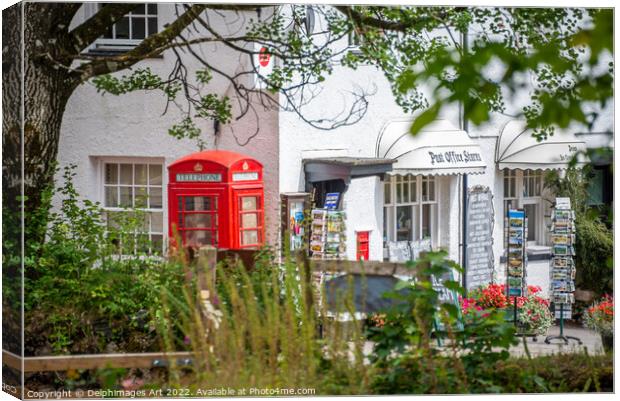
461, 28, 469, 292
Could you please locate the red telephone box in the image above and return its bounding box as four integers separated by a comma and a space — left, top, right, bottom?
168, 150, 264, 250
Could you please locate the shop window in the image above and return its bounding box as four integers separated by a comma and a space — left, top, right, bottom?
102, 161, 164, 254
384, 180, 391, 204
422, 176, 435, 202
502, 168, 546, 246
523, 169, 542, 197
383, 174, 438, 247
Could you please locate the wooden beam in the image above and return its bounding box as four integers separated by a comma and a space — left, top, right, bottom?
2, 349, 22, 371
3, 350, 193, 372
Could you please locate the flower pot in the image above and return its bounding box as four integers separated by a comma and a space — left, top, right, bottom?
601, 333, 613, 353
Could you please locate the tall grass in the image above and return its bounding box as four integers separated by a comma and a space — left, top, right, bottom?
156, 247, 371, 394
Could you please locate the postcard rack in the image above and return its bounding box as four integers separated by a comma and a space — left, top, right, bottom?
505, 209, 527, 328
545, 199, 581, 345
309, 209, 346, 260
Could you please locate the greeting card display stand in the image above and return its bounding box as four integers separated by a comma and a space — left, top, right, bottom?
545, 198, 581, 345
505, 209, 537, 341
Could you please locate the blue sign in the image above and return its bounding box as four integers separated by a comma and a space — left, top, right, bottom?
324, 192, 340, 210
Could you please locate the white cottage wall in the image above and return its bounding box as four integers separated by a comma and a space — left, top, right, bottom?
342, 176, 384, 261
57, 4, 281, 245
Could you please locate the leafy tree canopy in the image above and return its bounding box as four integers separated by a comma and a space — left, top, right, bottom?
88, 4, 613, 142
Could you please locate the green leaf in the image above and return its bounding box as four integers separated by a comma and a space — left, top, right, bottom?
409, 103, 441, 136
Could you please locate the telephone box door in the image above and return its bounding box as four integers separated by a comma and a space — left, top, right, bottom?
174, 193, 221, 248
233, 190, 264, 249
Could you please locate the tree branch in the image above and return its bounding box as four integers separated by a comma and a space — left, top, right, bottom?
77, 4, 208, 82
334, 5, 432, 32
69, 3, 140, 52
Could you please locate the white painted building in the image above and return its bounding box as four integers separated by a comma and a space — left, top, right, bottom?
57, 3, 612, 294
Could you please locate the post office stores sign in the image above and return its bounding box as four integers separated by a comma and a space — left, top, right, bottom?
428, 150, 483, 166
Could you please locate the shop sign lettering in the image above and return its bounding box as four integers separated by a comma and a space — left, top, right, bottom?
559, 144, 579, 161
428, 150, 482, 165
176, 173, 222, 182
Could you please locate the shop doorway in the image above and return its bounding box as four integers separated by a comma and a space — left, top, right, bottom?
310, 179, 346, 209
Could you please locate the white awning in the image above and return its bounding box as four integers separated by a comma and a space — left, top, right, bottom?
375, 119, 487, 176
495, 120, 588, 170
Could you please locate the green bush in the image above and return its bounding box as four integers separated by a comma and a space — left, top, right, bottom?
367, 251, 519, 394
544, 168, 613, 296
574, 216, 613, 295
158, 250, 371, 395
23, 166, 187, 355
485, 352, 613, 393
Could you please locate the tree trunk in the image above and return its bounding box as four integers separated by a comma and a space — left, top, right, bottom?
3, 3, 80, 244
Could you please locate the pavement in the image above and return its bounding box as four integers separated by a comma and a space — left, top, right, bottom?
508, 323, 606, 357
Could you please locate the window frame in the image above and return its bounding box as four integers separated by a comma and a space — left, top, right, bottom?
383, 174, 439, 248
90, 3, 159, 52
502, 168, 547, 247
98, 157, 166, 255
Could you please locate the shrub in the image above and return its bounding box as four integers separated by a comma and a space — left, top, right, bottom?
544, 168, 613, 296
158, 250, 371, 395
367, 252, 518, 394
23, 166, 187, 355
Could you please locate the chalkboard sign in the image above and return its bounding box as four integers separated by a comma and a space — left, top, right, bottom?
466, 186, 494, 291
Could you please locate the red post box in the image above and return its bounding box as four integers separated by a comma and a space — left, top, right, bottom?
168, 150, 264, 250
356, 231, 370, 261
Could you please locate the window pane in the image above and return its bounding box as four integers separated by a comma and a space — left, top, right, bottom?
120, 186, 132, 207
396, 182, 402, 204
104, 186, 118, 207
186, 230, 214, 247
428, 179, 435, 201
147, 4, 158, 14
120, 164, 132, 185
384, 181, 391, 204
116, 17, 130, 39
105, 164, 118, 184
133, 4, 145, 14
510, 175, 516, 197
524, 204, 537, 242
103, 24, 113, 39
396, 206, 412, 241
134, 164, 147, 185
241, 196, 257, 211
151, 212, 163, 233
422, 204, 433, 238
132, 17, 145, 40
403, 180, 409, 202
105, 211, 122, 230
241, 230, 259, 245
136, 233, 150, 254
135, 186, 148, 207
147, 17, 157, 36
241, 213, 258, 228
183, 214, 214, 229
410, 180, 417, 202
151, 234, 163, 254
149, 187, 162, 209
149, 164, 162, 185
384, 206, 395, 243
